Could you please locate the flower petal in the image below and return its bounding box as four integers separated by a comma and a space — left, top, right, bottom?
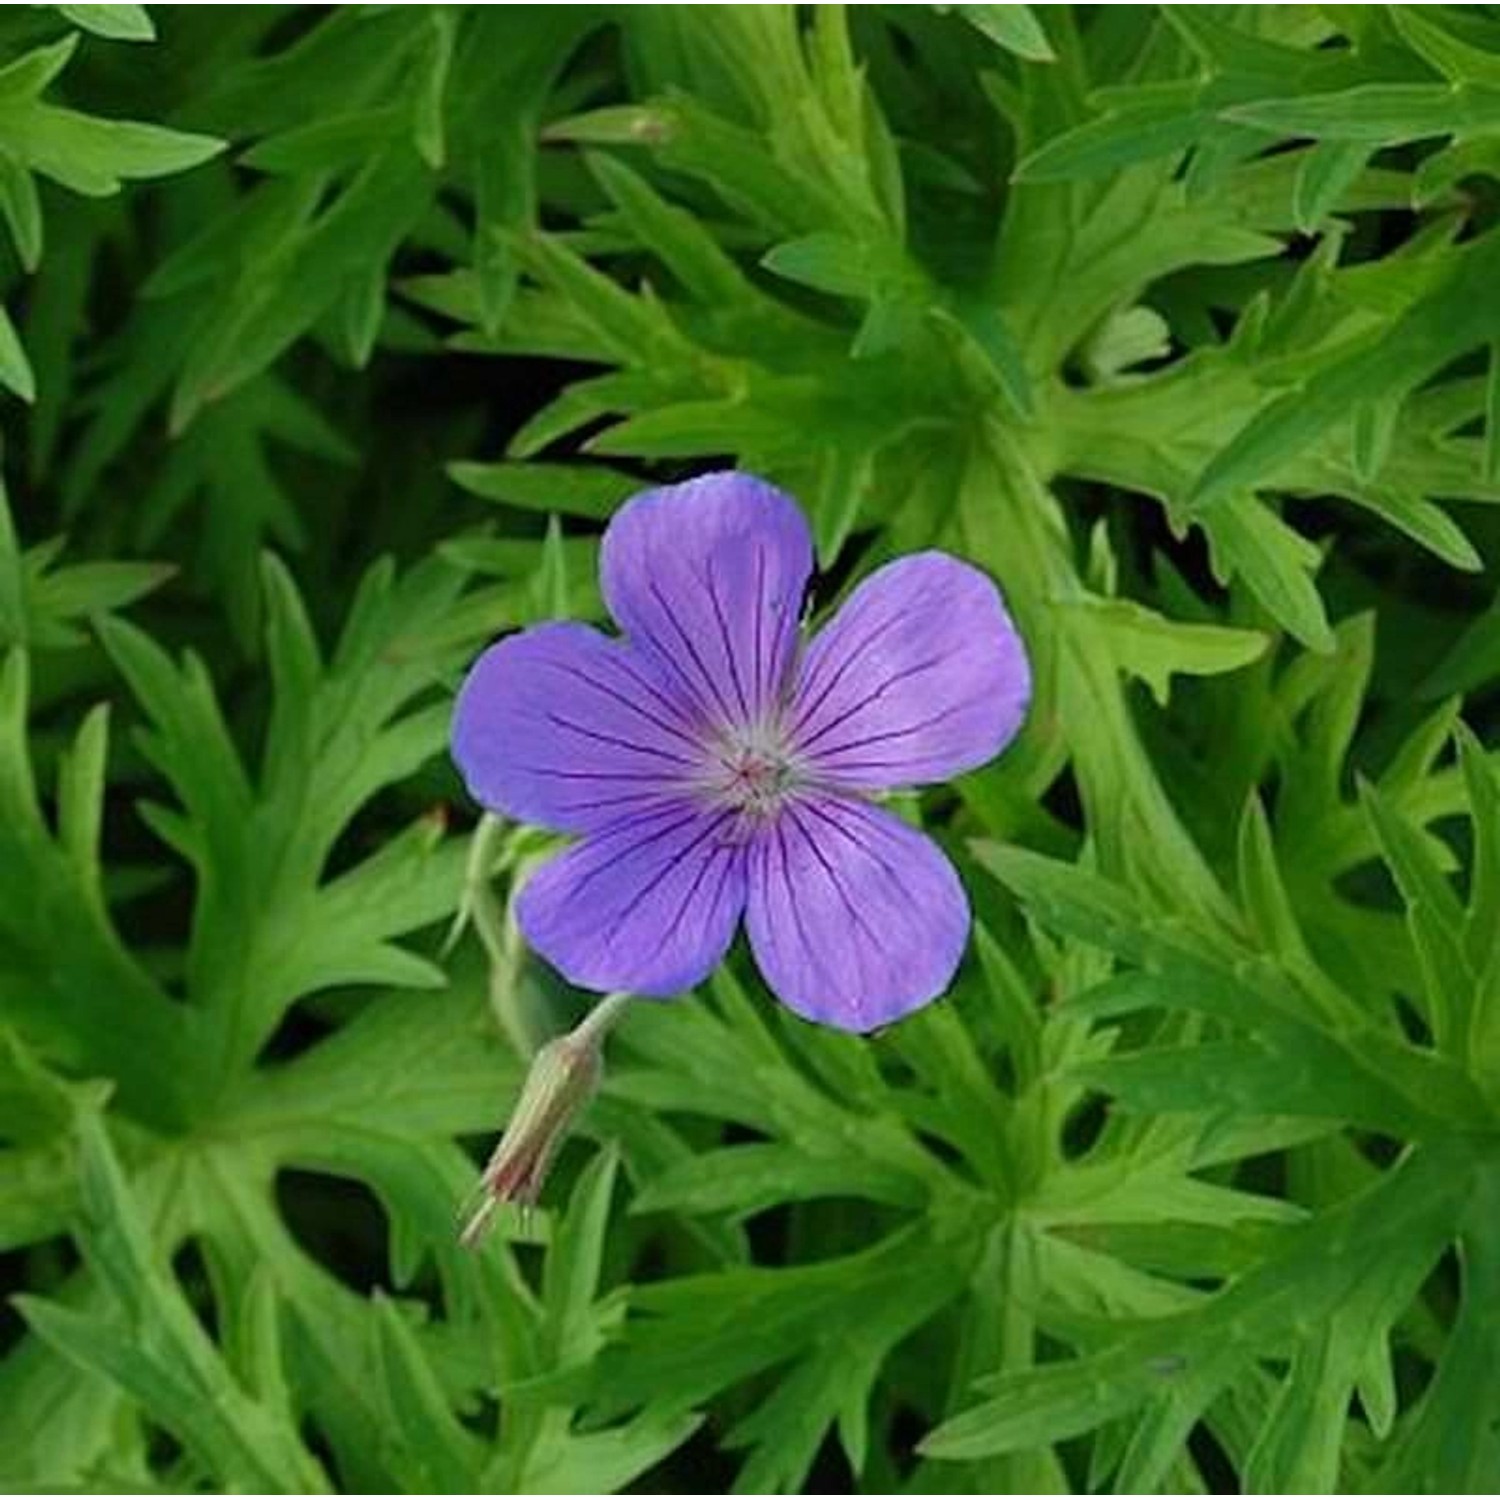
601, 471, 813, 730
788, 553, 1030, 790
452, 621, 710, 834
745, 795, 968, 1032
518, 803, 748, 997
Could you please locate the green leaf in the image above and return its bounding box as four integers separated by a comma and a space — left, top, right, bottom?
1456, 724, 1500, 969
517, 1227, 970, 1493
1070, 594, 1268, 705
812, 441, 874, 568
1373, 1163, 1500, 1490
0, 153, 42, 271
1191, 231, 1500, 508
923, 1142, 1473, 1481
1014, 84, 1207, 182
632, 1141, 919, 1219
0, 37, 78, 100
1420, 588, 1500, 698
1235, 794, 1307, 964
469, 123, 524, 335
0, 483, 24, 643
370, 1295, 483, 1493
170, 152, 428, 427
1293, 141, 1372, 233
763, 231, 886, 298
1227, 84, 1500, 144
1361, 779, 1471, 1057
448, 460, 639, 520
540, 1147, 619, 1369
55, 703, 109, 900
0, 1029, 100, 1252
939, 299, 1034, 418
1347, 481, 1481, 571
509, 1405, 703, 1496
29, 558, 176, 623
0, 303, 35, 403
19, 1115, 328, 1492
587, 149, 751, 307
510, 227, 693, 366
956, 5, 1056, 62
8, 110, 221, 197
411, 9, 454, 169
1389, 5, 1500, 88
57, 4, 156, 42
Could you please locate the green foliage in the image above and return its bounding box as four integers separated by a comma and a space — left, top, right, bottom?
2, 3, 1500, 1493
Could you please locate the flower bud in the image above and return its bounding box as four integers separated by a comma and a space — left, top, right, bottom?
459, 1025, 604, 1248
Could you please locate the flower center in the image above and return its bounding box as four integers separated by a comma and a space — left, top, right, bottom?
706, 722, 802, 825
727, 749, 791, 809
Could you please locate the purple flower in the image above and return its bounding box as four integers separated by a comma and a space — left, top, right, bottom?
452, 472, 1030, 1032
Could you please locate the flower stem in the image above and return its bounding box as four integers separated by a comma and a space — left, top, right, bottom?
569, 990, 632, 1049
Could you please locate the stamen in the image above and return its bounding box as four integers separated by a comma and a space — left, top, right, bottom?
700, 716, 804, 831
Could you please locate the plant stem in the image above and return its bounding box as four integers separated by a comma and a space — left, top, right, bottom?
570, 990, 632, 1049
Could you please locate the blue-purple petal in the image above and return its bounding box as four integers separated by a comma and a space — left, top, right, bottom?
517, 803, 748, 997
452, 621, 710, 834
744, 795, 969, 1031
788, 553, 1030, 790
600, 472, 813, 731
